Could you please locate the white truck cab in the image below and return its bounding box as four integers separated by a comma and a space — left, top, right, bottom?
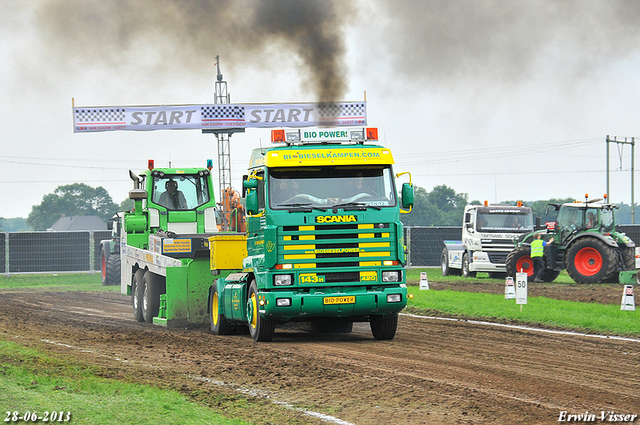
442, 203, 533, 278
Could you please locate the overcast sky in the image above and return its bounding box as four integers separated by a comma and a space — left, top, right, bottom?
2, 0, 640, 219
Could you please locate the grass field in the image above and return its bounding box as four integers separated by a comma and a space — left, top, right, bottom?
405, 268, 640, 337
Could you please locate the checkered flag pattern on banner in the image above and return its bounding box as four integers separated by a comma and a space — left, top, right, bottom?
75, 108, 126, 123
318, 103, 366, 118
626, 286, 634, 295
201, 105, 245, 120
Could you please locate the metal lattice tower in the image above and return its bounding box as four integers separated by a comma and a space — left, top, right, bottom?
203, 56, 244, 230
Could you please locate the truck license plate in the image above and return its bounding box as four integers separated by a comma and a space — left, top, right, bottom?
323, 296, 355, 305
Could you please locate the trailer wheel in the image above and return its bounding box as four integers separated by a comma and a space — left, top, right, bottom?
505, 246, 534, 277
462, 253, 476, 278
566, 237, 617, 283
106, 254, 121, 286
441, 249, 450, 276
247, 280, 275, 342
132, 269, 145, 322
209, 286, 231, 335
370, 313, 398, 340
141, 271, 165, 323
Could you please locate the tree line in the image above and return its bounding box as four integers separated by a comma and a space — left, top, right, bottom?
1, 183, 639, 231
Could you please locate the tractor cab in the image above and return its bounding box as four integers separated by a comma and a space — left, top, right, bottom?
544, 198, 616, 247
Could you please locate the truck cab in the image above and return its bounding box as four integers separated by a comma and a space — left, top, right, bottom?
442, 203, 533, 278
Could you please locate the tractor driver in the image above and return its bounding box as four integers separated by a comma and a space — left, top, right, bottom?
158, 179, 188, 210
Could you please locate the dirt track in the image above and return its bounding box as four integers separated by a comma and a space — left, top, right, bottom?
1, 287, 639, 425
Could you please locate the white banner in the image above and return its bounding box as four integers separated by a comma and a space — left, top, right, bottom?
73, 102, 366, 133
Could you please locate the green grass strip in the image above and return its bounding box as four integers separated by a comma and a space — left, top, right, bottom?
407, 286, 640, 337
0, 273, 118, 292
0, 339, 249, 425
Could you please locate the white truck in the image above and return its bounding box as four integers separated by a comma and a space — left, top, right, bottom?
441, 203, 534, 278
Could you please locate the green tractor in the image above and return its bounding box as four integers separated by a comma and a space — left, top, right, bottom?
506, 197, 635, 283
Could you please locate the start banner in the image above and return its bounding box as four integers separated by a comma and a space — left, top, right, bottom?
73, 102, 366, 133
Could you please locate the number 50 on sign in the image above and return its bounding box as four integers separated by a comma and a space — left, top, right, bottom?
515, 272, 528, 305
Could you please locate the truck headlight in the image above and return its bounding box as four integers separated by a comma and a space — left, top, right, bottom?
387, 294, 402, 303
274, 274, 293, 286
276, 298, 292, 307
382, 271, 401, 282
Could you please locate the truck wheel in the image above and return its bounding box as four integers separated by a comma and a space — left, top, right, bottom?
106, 254, 121, 286
247, 280, 275, 342
566, 238, 617, 283
370, 313, 398, 340
100, 248, 109, 286
142, 271, 165, 323
132, 269, 145, 322
441, 249, 450, 276
505, 246, 534, 278
462, 253, 476, 278
209, 285, 231, 335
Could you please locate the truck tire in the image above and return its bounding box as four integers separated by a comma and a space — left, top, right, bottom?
100, 247, 109, 286
462, 253, 476, 278
209, 285, 231, 335
505, 246, 534, 278
247, 280, 275, 342
441, 249, 450, 276
106, 254, 121, 286
566, 238, 617, 284
132, 269, 145, 322
142, 271, 165, 323
370, 313, 398, 340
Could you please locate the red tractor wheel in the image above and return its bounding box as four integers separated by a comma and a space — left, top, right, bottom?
505, 246, 534, 277
566, 237, 617, 283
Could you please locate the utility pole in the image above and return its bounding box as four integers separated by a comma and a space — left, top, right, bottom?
606, 135, 635, 223
203, 56, 245, 230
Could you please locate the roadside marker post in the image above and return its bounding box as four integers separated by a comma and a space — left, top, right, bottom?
515, 272, 528, 311
419, 272, 429, 290
505, 277, 516, 299
621, 285, 636, 311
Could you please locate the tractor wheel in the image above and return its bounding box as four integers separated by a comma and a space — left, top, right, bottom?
141, 271, 165, 323
132, 269, 145, 322
566, 238, 617, 283
462, 253, 476, 278
209, 285, 231, 335
505, 246, 534, 278
106, 254, 121, 286
370, 313, 398, 340
441, 249, 450, 276
247, 280, 275, 342
539, 269, 560, 283
100, 248, 109, 286
622, 246, 636, 271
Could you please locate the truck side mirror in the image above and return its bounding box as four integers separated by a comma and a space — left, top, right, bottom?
401, 183, 414, 209
242, 174, 249, 197
243, 179, 259, 214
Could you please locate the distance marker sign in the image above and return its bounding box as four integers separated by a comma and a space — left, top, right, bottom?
515, 272, 528, 305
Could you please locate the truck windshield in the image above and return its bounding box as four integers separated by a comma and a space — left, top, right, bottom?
477, 212, 533, 233
151, 174, 211, 210
269, 166, 397, 210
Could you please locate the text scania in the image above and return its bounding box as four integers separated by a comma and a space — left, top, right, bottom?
316, 215, 358, 223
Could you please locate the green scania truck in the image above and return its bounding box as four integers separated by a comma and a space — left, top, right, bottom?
121, 127, 414, 342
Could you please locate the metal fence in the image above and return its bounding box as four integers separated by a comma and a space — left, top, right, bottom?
404, 225, 640, 267
3, 225, 640, 273
1, 231, 111, 274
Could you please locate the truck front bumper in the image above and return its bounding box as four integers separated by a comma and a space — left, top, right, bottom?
259, 285, 407, 321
